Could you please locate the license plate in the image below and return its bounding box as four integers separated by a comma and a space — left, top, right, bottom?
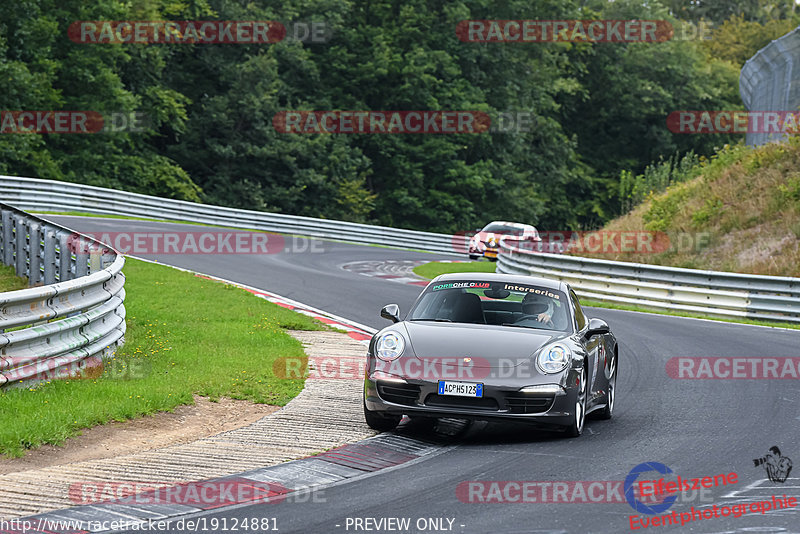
438, 381, 484, 397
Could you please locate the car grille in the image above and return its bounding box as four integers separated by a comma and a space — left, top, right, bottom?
377, 382, 420, 405
424, 394, 499, 411
505, 394, 555, 414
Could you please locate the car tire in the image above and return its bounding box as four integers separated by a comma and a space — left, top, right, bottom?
469, 254, 479, 260
565, 368, 588, 438
597, 355, 617, 420
363, 399, 401, 431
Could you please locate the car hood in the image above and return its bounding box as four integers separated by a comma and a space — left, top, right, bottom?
402, 321, 564, 369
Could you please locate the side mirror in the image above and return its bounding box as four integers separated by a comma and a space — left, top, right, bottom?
585, 318, 610, 338
381, 304, 400, 323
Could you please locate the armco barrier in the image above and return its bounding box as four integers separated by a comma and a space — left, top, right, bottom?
2, 175, 797, 325
0, 175, 466, 254
497, 238, 800, 324
0, 203, 125, 388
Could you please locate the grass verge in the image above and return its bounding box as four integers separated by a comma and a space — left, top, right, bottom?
0, 257, 328, 458
0, 264, 28, 292
412, 260, 496, 279
412, 261, 799, 330
603, 138, 800, 277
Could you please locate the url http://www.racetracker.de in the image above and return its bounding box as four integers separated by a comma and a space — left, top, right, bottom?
629, 494, 798, 530
0, 516, 280, 533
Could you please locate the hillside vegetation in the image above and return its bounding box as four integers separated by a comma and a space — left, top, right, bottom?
595, 137, 800, 277
3, 0, 797, 233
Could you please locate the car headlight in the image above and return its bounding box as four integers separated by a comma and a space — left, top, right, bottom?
376, 332, 405, 361
536, 343, 572, 374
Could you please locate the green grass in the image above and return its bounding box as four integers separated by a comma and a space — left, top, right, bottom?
413, 260, 496, 279
0, 257, 328, 458
412, 261, 799, 330
578, 298, 800, 330
31, 210, 167, 222
0, 264, 28, 292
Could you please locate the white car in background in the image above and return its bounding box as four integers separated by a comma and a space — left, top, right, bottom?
468, 221, 541, 261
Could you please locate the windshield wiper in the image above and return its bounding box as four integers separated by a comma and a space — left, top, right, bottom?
501, 323, 546, 330
409, 318, 453, 322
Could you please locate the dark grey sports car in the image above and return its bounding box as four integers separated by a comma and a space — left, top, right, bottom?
363, 273, 618, 437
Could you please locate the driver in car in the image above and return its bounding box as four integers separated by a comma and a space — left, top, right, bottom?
517, 292, 556, 326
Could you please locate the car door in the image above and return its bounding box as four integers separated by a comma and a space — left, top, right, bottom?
570, 289, 602, 405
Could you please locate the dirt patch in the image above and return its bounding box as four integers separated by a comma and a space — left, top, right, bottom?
0, 396, 279, 475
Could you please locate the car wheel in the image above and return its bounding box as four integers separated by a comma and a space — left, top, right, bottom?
363, 399, 401, 431
565, 368, 588, 438
469, 254, 479, 260
597, 355, 617, 420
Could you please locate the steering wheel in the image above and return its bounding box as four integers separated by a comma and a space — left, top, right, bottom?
515, 314, 555, 328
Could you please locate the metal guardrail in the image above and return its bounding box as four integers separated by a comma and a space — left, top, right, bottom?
497, 239, 800, 324
0, 175, 466, 254
3, 174, 797, 332
0, 203, 126, 388
740, 24, 800, 146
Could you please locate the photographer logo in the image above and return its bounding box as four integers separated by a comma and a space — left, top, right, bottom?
753, 446, 793, 483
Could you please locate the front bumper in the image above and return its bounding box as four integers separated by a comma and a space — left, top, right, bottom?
364, 374, 578, 427
468, 245, 498, 258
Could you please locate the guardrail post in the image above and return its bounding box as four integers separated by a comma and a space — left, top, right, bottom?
89, 248, 102, 273
28, 222, 42, 286
76, 243, 89, 278
14, 216, 26, 278
57, 230, 72, 282
0, 209, 12, 266
42, 227, 57, 284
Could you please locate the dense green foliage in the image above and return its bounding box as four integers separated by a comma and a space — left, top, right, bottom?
0, 0, 796, 232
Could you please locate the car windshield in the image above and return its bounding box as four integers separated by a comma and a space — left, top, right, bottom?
481, 223, 525, 234
408, 280, 572, 332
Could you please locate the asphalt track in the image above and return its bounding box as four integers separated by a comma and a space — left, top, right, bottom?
44, 215, 800, 534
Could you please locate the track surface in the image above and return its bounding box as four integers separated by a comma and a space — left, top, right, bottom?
45, 216, 800, 534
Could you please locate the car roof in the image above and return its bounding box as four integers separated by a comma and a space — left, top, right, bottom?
432, 272, 567, 292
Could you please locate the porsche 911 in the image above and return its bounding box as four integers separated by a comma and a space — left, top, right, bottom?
363, 273, 618, 437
